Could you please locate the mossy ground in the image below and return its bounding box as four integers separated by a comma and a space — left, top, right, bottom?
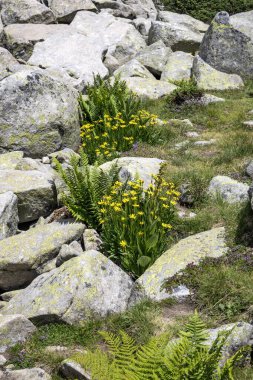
7, 82, 253, 378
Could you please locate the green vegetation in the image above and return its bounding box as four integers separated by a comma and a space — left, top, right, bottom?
99, 170, 179, 277
167, 79, 204, 106
162, 0, 253, 23
72, 312, 247, 380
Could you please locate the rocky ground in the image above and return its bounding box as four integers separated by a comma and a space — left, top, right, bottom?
0, 0, 253, 379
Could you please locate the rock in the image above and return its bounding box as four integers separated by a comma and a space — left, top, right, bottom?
0, 290, 21, 302
83, 229, 103, 251
56, 241, 83, 267
0, 355, 6, 367
243, 121, 253, 128
0, 303, 7, 311
60, 360, 90, 380
185, 131, 199, 138
120, 0, 157, 19
49, 148, 80, 168
148, 16, 204, 53
192, 55, 244, 90
0, 314, 36, 354
132, 17, 152, 39
0, 0, 55, 26
199, 11, 253, 78
230, 10, 253, 42
161, 51, 193, 82
0, 368, 52, 379
0, 48, 22, 81
168, 119, 193, 128
246, 160, 253, 178
208, 175, 249, 203
135, 40, 172, 77
93, 0, 135, 19
130, 227, 228, 302
28, 30, 108, 90
194, 139, 216, 146
3, 24, 71, 61
0, 192, 18, 241
114, 59, 154, 79
0, 68, 80, 158
124, 77, 177, 99
100, 157, 164, 189
1, 250, 134, 324
186, 94, 225, 106
207, 322, 253, 364
71, 11, 146, 66
157, 11, 208, 34
0, 170, 56, 223
0, 152, 24, 170
0, 222, 85, 291
48, 0, 97, 23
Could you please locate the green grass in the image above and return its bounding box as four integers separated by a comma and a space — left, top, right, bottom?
234, 367, 253, 380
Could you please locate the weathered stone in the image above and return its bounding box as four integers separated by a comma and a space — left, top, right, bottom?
246, 160, 253, 178
132, 17, 152, 39
0, 314, 36, 354
194, 139, 216, 146
243, 121, 253, 128
1, 250, 134, 324
192, 55, 244, 90
48, 0, 97, 23
0, 192, 18, 241
157, 11, 208, 34
0, 368, 52, 379
0, 68, 80, 158
185, 94, 225, 106
93, 0, 135, 19
60, 360, 90, 380
0, 355, 6, 367
0, 290, 21, 302
135, 40, 172, 77
114, 59, 154, 79
0, 152, 24, 170
0, 48, 22, 81
3, 24, 71, 61
100, 157, 164, 189
0, 170, 56, 223
121, 0, 157, 19
56, 241, 83, 267
124, 77, 177, 99
161, 51, 193, 82
28, 30, 108, 90
0, 222, 85, 291
230, 10, 253, 42
130, 227, 228, 302
0, 0, 55, 26
83, 229, 102, 251
208, 175, 249, 203
148, 17, 204, 53
199, 11, 253, 78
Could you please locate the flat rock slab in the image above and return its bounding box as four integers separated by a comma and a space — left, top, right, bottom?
124, 77, 177, 99
48, 0, 97, 23
130, 227, 228, 301
0, 170, 56, 223
1, 250, 134, 324
0, 314, 36, 354
0, 192, 18, 241
0, 222, 85, 291
0, 368, 52, 379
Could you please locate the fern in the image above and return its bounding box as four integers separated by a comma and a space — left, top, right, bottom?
54, 149, 119, 229
72, 313, 248, 380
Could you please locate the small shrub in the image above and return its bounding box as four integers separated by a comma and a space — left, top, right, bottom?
54, 150, 119, 229
80, 110, 157, 164
79, 75, 141, 124
167, 79, 204, 106
162, 0, 253, 23
99, 169, 180, 277
72, 312, 247, 380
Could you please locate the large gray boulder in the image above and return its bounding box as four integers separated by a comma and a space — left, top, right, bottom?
114, 59, 154, 79
0, 68, 80, 158
0, 48, 21, 81
208, 175, 249, 203
0, 222, 85, 291
135, 40, 172, 77
148, 12, 206, 53
100, 157, 164, 189
192, 55, 244, 90
230, 10, 253, 42
3, 23, 71, 61
161, 51, 193, 82
0, 192, 18, 241
48, 0, 97, 23
0, 170, 56, 223
199, 11, 253, 78
0, 0, 55, 26
0, 368, 51, 380
130, 227, 228, 302
124, 77, 177, 99
28, 30, 108, 89
1, 250, 134, 324
0, 314, 36, 354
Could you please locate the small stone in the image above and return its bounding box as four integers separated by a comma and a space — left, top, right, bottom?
56, 241, 83, 267
194, 139, 216, 146
185, 131, 199, 138
175, 141, 190, 149
0, 192, 18, 241
60, 359, 91, 380
83, 229, 103, 251
243, 121, 253, 128
42, 157, 50, 164
0, 368, 52, 379
246, 160, 253, 178
168, 119, 193, 128
208, 175, 249, 203
0, 355, 6, 367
